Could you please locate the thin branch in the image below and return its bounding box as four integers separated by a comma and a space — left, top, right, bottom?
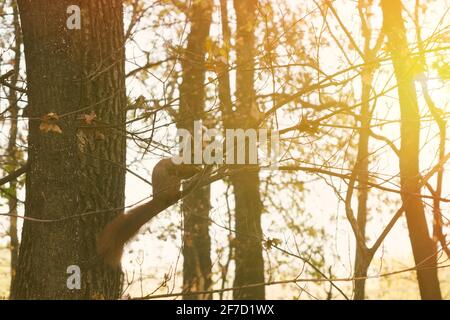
0, 163, 28, 187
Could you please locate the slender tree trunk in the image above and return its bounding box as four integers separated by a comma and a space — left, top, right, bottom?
353, 1, 377, 299
353, 67, 371, 300
12, 0, 127, 299
7, 0, 22, 297
178, 0, 213, 300
381, 0, 441, 300
217, 0, 234, 299
218, 0, 233, 129
232, 0, 265, 300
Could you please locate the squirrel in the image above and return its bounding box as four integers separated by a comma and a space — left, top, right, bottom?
97, 158, 199, 267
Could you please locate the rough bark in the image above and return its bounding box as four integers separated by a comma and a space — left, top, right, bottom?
231, 0, 265, 300
178, 0, 213, 300
12, 0, 127, 299
381, 0, 441, 300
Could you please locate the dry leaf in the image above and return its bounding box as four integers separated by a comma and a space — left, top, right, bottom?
39, 122, 62, 134
83, 111, 97, 125
95, 131, 105, 140
40, 112, 62, 134
42, 112, 59, 122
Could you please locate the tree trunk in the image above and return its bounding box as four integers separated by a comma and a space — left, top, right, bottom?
232, 0, 265, 300
7, 0, 22, 297
217, 0, 234, 299
12, 0, 127, 299
353, 65, 371, 299
353, 1, 377, 299
218, 0, 233, 129
381, 0, 441, 300
178, 0, 213, 300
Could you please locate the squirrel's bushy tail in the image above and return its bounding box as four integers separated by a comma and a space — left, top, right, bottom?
97, 201, 157, 267
97, 196, 179, 267
97, 158, 193, 267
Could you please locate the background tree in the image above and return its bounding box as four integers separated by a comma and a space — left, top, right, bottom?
178, 0, 213, 299
231, 0, 265, 300
323, 0, 385, 299
381, 0, 441, 300
4, 0, 22, 296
